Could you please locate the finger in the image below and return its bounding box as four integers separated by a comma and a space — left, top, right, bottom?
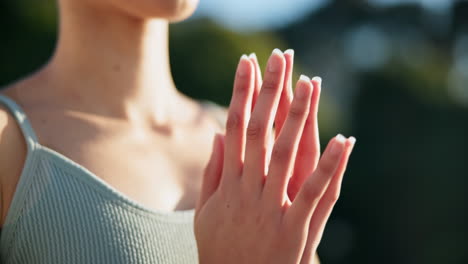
269, 50, 294, 184
274, 49, 294, 140
222, 55, 254, 183
300, 137, 355, 263
195, 134, 225, 218
287, 77, 322, 201
285, 135, 347, 229
249, 53, 262, 112
242, 49, 286, 190
306, 76, 322, 168
263, 76, 313, 207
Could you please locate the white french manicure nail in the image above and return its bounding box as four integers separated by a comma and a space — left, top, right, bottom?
268, 50, 283, 72
300, 75, 310, 82
336, 134, 346, 143
330, 135, 346, 155
284, 49, 295, 56
272, 48, 282, 56
238, 55, 249, 76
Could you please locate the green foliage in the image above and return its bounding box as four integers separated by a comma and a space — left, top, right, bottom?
9, 0, 58, 33
0, 1, 57, 86
170, 19, 286, 106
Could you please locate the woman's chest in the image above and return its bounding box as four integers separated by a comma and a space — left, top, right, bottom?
10, 98, 223, 214
31, 111, 219, 212
49, 135, 214, 212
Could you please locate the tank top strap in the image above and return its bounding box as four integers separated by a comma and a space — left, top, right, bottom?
0, 94, 39, 152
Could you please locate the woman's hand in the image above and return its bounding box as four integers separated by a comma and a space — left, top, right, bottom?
248, 50, 321, 201
194, 49, 355, 264
248, 51, 333, 263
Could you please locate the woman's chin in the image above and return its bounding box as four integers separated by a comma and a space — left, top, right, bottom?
167, 0, 199, 22
111, 0, 199, 21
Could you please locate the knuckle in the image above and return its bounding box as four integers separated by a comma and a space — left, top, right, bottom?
317, 159, 336, 176
288, 104, 306, 120
271, 144, 290, 162
246, 118, 263, 141
226, 112, 242, 133
235, 79, 249, 94
262, 79, 279, 93
302, 181, 321, 203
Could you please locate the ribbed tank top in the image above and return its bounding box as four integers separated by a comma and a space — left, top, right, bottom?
0, 94, 227, 264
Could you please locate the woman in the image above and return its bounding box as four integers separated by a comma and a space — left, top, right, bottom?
0, 0, 355, 263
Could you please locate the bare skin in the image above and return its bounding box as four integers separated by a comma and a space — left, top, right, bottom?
195, 51, 355, 264
0, 0, 269, 224
0, 0, 352, 263
0, 0, 217, 222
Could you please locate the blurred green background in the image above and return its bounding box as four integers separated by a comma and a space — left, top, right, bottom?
1, 0, 468, 263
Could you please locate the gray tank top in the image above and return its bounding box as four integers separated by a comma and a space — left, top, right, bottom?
0, 95, 226, 264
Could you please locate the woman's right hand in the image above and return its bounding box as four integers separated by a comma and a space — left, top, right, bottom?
194, 49, 355, 264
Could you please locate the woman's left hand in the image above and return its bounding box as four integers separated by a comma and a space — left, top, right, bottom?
247, 50, 335, 264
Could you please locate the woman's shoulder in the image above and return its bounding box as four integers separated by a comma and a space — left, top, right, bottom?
0, 84, 29, 169
0, 99, 27, 178
0, 80, 35, 227
0, 88, 29, 227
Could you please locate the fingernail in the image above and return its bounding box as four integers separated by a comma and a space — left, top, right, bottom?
238, 55, 249, 77
312, 76, 322, 84
337, 134, 346, 142
272, 48, 282, 55
330, 134, 346, 155
249, 53, 257, 60
348, 136, 356, 145
267, 49, 283, 73
299, 74, 310, 82
284, 49, 295, 57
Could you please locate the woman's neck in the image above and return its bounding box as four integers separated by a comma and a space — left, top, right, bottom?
43, 1, 181, 123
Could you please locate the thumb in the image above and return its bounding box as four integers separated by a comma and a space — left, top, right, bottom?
195, 133, 225, 217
